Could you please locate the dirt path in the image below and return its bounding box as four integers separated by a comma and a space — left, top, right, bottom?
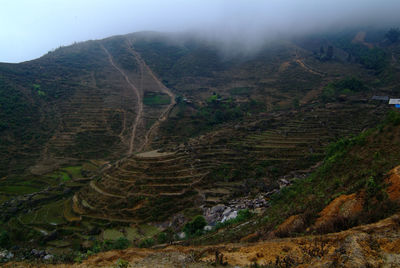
294, 51, 324, 76
101, 45, 143, 155
126, 40, 176, 152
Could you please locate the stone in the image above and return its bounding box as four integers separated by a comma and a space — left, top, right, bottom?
0, 250, 14, 260
43, 254, 53, 260
211, 205, 226, 214
204, 225, 213, 231
177, 232, 186, 239
222, 207, 232, 216
222, 211, 238, 222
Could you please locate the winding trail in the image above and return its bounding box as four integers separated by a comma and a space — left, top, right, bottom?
101, 44, 143, 155
294, 51, 325, 76
126, 40, 176, 152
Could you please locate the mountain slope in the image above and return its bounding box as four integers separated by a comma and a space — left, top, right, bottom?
1, 28, 400, 264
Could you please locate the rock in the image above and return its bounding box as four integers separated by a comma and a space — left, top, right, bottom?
211, 205, 226, 214
204, 225, 213, 231
222, 207, 232, 216
222, 211, 237, 222
31, 249, 39, 256
43, 254, 53, 260
177, 232, 186, 239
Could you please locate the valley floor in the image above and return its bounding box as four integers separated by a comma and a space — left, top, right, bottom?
5, 213, 400, 267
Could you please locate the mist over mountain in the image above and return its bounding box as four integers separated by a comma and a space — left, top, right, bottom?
1, 0, 400, 62
2, 1, 400, 267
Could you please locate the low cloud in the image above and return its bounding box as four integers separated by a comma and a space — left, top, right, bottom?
1, 0, 399, 62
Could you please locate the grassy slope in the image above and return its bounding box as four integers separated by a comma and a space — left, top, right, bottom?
194, 110, 400, 245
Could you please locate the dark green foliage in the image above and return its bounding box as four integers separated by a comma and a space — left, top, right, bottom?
183, 215, 207, 237
0, 229, 10, 248
326, 46, 334, 59
334, 39, 387, 71
98, 237, 130, 251
384, 110, 400, 126
110, 237, 130, 250
321, 77, 368, 102
156, 229, 175, 244
138, 238, 154, 248
197, 98, 265, 126
385, 28, 400, 43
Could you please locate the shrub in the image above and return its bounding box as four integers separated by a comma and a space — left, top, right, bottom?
112, 237, 130, 250
113, 258, 129, 268
156, 232, 168, 244
0, 230, 10, 248
384, 110, 400, 126
183, 215, 207, 237
386, 28, 400, 43
138, 238, 154, 248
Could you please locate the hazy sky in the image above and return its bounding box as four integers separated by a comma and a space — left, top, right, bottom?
1, 0, 400, 63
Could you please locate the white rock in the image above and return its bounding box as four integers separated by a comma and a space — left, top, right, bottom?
178, 232, 186, 239
204, 225, 213, 231
221, 211, 238, 222
44, 254, 53, 260
222, 207, 232, 216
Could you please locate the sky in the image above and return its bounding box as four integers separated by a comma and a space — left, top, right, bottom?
1, 0, 400, 63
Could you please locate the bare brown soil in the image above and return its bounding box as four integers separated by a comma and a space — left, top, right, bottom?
6, 213, 400, 267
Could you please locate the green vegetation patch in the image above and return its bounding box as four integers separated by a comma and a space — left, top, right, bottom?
62, 166, 82, 178
103, 229, 124, 241
322, 76, 368, 102
20, 199, 67, 226
0, 185, 39, 195
143, 92, 171, 106
229, 87, 252, 96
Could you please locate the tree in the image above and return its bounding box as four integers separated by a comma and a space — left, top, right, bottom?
326, 46, 334, 60
183, 215, 207, 237
386, 28, 400, 43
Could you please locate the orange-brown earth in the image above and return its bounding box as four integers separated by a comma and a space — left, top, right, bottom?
5, 213, 400, 267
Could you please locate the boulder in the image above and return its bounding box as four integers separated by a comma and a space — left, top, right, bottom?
204, 225, 213, 231
43, 254, 53, 260
222, 210, 237, 222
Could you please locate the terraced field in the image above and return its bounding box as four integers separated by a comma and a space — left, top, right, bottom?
72, 101, 387, 224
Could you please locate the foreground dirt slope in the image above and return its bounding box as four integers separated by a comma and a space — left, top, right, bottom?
6, 213, 400, 267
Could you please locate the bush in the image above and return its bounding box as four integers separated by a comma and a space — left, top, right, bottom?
103, 237, 130, 251
386, 28, 400, 43
384, 110, 400, 126
113, 258, 129, 268
112, 237, 130, 250
0, 230, 10, 248
138, 238, 154, 248
183, 215, 207, 237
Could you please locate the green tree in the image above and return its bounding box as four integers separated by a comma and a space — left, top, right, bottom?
386, 28, 400, 43
183, 215, 207, 236
0, 230, 10, 248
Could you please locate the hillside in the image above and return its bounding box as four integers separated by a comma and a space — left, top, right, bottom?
1, 27, 400, 266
